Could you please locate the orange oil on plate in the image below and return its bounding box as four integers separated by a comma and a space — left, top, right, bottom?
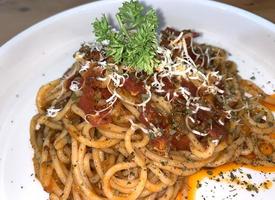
176, 163, 275, 200
261, 94, 275, 111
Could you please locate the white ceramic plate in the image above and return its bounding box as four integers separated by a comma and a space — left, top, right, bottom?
0, 0, 275, 199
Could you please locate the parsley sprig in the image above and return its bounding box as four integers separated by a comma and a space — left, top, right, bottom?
92, 0, 158, 74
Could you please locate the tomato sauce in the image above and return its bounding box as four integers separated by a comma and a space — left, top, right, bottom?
123, 76, 146, 96
77, 66, 112, 127
171, 134, 190, 151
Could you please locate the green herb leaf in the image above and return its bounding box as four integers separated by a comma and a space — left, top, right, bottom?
93, 15, 111, 42
92, 0, 158, 74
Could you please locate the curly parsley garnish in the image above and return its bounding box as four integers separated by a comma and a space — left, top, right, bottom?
92, 0, 158, 74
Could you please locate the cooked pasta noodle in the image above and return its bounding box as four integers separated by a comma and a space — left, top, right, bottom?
30, 27, 275, 200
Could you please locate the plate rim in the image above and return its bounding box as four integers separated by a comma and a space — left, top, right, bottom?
0, 0, 275, 53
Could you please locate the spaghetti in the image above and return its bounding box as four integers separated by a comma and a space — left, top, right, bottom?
30, 27, 275, 200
